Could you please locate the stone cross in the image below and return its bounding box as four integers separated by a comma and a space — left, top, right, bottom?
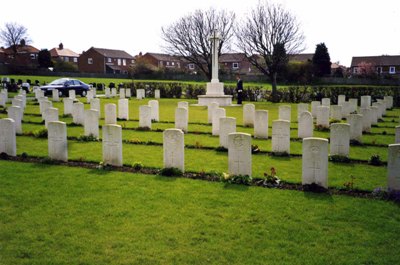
210, 29, 220, 83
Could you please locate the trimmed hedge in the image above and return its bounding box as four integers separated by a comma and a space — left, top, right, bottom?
121, 81, 400, 106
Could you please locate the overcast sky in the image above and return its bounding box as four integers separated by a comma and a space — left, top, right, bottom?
1, 0, 399, 66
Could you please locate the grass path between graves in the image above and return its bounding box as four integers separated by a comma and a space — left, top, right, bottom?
0, 160, 399, 265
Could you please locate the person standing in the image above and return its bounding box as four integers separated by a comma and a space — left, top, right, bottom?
236, 74, 243, 104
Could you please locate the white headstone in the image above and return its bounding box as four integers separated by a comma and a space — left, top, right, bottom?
384, 96, 393, 109
316, 106, 330, 128
0, 92, 6, 107
388, 144, 400, 191
0, 118, 16, 156
139, 105, 152, 129
212, 108, 226, 136
330, 123, 350, 157
347, 114, 363, 142
208, 102, 219, 124
148, 100, 159, 122
84, 109, 99, 138
178, 101, 189, 109
359, 108, 372, 133
118, 99, 129, 120
48, 121, 68, 162
40, 100, 52, 120
330, 105, 342, 120
136, 89, 145, 99
360, 96, 371, 108
376, 99, 387, 116
302, 137, 329, 189
125, 88, 131, 98
371, 102, 382, 119
102, 124, 123, 166
297, 103, 309, 120
69, 90, 76, 100
63, 98, 73, 116
322, 98, 331, 106
228, 133, 252, 176
395, 126, 400, 144
163, 129, 184, 172
243, 104, 255, 127
298, 111, 313, 139
119, 88, 125, 99
86, 90, 94, 103
370, 106, 379, 125
254, 110, 269, 139
311, 101, 321, 118
72, 102, 85, 125
175, 107, 188, 133
105, 103, 117, 125
219, 117, 236, 148
279, 105, 291, 122
155, 89, 160, 99
337, 95, 346, 106
7, 106, 22, 134
44, 107, 59, 129
341, 101, 352, 118
349, 98, 358, 113
272, 120, 290, 154
52, 89, 60, 102
12, 98, 24, 113
90, 98, 101, 117
111, 88, 117, 97
105, 87, 111, 98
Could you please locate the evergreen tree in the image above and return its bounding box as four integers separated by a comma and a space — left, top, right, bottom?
312, 43, 331, 77
38, 49, 53, 68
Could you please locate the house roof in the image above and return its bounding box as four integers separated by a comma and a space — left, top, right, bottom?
4, 44, 40, 54
91, 47, 134, 59
144, 52, 181, 62
288, 53, 314, 62
50, 47, 79, 58
350, 55, 400, 67
219, 53, 247, 62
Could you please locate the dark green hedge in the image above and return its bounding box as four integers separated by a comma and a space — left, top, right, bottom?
121, 81, 400, 107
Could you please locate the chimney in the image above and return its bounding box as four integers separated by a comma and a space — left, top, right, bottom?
59, 43, 64, 50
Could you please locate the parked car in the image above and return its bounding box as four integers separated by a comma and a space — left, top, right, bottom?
40, 78, 90, 97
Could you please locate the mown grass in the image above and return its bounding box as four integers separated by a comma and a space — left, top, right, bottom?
1, 97, 399, 191
0, 160, 399, 265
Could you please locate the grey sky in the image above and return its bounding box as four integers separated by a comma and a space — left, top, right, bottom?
1, 0, 399, 66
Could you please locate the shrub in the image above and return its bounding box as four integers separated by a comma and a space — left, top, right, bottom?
77, 134, 99, 142
329, 155, 351, 163
132, 162, 144, 170
159, 167, 183, 177
251, 145, 260, 154
33, 129, 48, 138
221, 173, 252, 185
368, 154, 383, 166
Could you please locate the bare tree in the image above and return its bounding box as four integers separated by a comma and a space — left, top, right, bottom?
236, 2, 305, 102
0, 22, 31, 55
161, 8, 235, 80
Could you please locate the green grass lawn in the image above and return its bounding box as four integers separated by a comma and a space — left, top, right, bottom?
0, 97, 399, 191
0, 160, 399, 265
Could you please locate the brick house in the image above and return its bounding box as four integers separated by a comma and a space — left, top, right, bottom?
78, 47, 135, 74
350, 55, 400, 76
49, 43, 79, 64
219, 53, 255, 75
3, 44, 40, 67
139, 52, 183, 69
0, 47, 5, 64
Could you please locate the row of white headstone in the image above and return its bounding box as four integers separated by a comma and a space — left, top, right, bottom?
1, 117, 400, 191
103, 88, 160, 100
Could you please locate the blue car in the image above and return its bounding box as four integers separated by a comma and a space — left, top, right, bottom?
40, 78, 90, 97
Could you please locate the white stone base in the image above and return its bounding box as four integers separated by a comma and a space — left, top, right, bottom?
198, 95, 233, 106
206, 82, 224, 95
